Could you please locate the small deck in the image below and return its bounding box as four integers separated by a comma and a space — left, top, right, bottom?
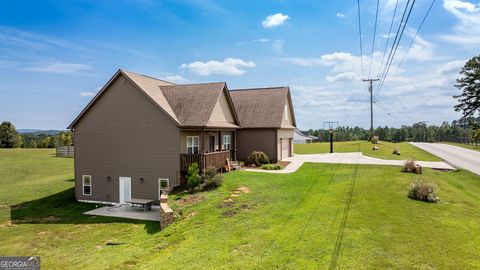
84, 205, 160, 221
180, 150, 231, 171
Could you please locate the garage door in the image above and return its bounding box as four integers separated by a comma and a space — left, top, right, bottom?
281, 139, 290, 160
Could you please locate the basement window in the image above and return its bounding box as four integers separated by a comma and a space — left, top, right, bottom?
187, 136, 199, 154
82, 175, 92, 195
158, 179, 169, 198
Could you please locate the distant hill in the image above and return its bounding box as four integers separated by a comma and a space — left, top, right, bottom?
17, 129, 66, 135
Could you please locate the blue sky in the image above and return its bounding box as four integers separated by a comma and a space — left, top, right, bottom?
1, 0, 479, 130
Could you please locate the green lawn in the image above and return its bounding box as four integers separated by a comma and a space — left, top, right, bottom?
442, 142, 480, 152
1, 149, 480, 269
294, 141, 442, 161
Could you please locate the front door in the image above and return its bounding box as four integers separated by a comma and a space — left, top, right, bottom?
119, 177, 131, 204
209, 135, 215, 152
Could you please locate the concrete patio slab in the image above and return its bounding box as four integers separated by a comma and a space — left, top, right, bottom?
84, 205, 159, 221
244, 152, 455, 174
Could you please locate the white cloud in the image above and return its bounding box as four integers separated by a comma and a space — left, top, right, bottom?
256, 38, 270, 43
336, 13, 346, 18
80, 91, 96, 97
437, 59, 465, 74
441, 0, 480, 46
25, 61, 92, 75
161, 74, 189, 83
326, 72, 361, 82
262, 13, 289, 28
273, 39, 284, 54
180, 58, 256, 76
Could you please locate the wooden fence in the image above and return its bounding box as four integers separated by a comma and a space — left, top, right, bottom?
56, 146, 74, 157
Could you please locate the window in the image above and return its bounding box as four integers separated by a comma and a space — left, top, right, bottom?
159, 178, 169, 198
82, 175, 92, 195
223, 135, 231, 150
284, 105, 288, 121
187, 136, 199, 154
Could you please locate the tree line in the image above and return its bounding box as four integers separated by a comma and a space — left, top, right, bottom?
308, 118, 480, 144
0, 121, 72, 148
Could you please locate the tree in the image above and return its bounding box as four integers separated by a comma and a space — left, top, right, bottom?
454, 55, 480, 118
0, 121, 19, 148
58, 131, 73, 146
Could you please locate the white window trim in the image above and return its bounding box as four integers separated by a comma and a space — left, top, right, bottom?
159, 178, 169, 198
82, 175, 92, 196
284, 105, 288, 121
223, 135, 231, 150
187, 136, 199, 154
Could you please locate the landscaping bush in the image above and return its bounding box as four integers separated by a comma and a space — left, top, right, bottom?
246, 151, 270, 166
408, 180, 439, 203
261, 164, 283, 170
187, 166, 224, 192
403, 159, 416, 173
186, 163, 201, 190
371, 135, 379, 144
199, 174, 224, 191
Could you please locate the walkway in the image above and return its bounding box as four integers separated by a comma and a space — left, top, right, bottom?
244, 152, 455, 174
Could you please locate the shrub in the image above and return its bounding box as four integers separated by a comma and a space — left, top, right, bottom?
393, 148, 400, 155
246, 151, 270, 166
403, 159, 416, 173
408, 180, 439, 202
261, 164, 283, 170
186, 163, 201, 190
199, 174, 224, 191
371, 135, 379, 144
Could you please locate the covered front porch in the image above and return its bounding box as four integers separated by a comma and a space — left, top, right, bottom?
180, 128, 236, 172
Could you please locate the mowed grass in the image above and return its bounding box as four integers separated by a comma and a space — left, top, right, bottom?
294, 140, 442, 161
442, 142, 480, 152
1, 149, 480, 269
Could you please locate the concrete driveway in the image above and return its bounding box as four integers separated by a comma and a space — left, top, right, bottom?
245, 152, 454, 174
410, 142, 480, 175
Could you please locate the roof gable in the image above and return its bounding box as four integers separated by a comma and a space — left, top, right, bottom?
230, 87, 296, 129
67, 69, 180, 129
159, 82, 239, 127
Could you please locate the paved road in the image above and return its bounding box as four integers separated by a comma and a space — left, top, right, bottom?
245, 152, 454, 174
410, 142, 480, 175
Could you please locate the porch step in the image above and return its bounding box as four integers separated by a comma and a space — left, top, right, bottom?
229, 161, 241, 170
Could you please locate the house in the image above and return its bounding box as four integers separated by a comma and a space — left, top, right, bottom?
68, 69, 296, 204
294, 128, 319, 144
230, 87, 296, 161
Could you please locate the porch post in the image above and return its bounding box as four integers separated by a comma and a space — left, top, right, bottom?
218, 131, 222, 151
233, 131, 237, 161
200, 129, 205, 171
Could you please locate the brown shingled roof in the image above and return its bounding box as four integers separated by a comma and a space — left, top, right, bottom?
160, 82, 234, 127
230, 87, 296, 128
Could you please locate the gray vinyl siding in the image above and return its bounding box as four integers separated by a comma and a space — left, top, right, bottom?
236, 129, 277, 162
74, 74, 180, 203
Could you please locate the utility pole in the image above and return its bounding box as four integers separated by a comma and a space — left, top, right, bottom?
363, 78, 379, 140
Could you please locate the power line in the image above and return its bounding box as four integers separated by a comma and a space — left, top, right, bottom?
377, 0, 412, 84
375, 0, 416, 99
372, 0, 436, 122
368, 0, 380, 78
389, 0, 437, 79
377, 0, 399, 78
357, 0, 365, 78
